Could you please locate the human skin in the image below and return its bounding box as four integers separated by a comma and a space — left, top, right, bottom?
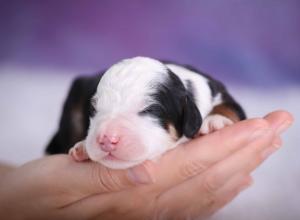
0, 111, 293, 220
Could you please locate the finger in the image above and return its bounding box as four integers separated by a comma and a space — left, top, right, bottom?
153, 129, 276, 219
152, 128, 274, 219
263, 110, 294, 135
128, 118, 271, 192
59, 192, 116, 220
204, 174, 253, 218
154, 172, 252, 220
200, 129, 276, 191
62, 188, 149, 220
64, 175, 251, 220
155, 129, 274, 210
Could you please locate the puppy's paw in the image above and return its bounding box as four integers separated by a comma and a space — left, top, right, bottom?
200, 114, 233, 134
69, 141, 89, 162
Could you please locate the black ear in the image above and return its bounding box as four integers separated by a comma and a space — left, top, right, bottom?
45, 132, 61, 154
45, 74, 102, 154
182, 96, 202, 138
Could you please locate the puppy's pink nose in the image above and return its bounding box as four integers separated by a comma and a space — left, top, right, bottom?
98, 135, 120, 152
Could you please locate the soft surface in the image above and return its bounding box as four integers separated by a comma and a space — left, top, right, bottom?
0, 67, 299, 220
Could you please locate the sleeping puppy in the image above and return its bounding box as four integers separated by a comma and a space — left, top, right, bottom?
46, 57, 245, 169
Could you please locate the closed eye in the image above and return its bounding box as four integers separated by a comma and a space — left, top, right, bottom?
139, 104, 164, 118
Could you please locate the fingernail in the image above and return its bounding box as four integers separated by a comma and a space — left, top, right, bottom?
261, 147, 277, 160
127, 166, 154, 184
276, 121, 292, 135
272, 137, 282, 149
249, 129, 272, 141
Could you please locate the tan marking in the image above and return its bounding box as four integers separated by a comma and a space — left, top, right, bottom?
167, 124, 179, 141
211, 104, 240, 122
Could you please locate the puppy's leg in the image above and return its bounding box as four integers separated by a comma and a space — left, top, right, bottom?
200, 103, 244, 134
200, 114, 233, 134
69, 141, 89, 161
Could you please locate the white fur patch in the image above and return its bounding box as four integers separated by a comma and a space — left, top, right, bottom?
200, 114, 233, 134
95, 57, 167, 116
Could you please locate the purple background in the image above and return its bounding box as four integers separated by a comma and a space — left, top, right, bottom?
1, 0, 300, 86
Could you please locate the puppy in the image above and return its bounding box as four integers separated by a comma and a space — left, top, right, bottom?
46, 57, 245, 169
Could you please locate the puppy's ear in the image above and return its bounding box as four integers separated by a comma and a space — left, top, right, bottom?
46, 132, 61, 154
45, 74, 102, 154
182, 96, 202, 138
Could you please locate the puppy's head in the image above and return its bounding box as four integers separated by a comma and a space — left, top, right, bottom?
85, 57, 202, 169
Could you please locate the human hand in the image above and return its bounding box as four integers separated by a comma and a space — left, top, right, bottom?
0, 110, 293, 220
91, 110, 292, 220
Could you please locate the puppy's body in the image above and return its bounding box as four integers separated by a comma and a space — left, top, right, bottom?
46, 57, 245, 169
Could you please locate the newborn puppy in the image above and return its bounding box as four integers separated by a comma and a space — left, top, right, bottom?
46, 57, 245, 169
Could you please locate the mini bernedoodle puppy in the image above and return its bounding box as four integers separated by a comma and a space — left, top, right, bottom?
46, 57, 246, 169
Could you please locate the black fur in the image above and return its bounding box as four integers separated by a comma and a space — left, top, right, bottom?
139, 70, 202, 138
45, 73, 102, 154
163, 61, 246, 121
221, 92, 246, 120
204, 75, 246, 120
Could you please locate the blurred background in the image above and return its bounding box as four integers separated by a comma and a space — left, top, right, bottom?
0, 1, 299, 220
